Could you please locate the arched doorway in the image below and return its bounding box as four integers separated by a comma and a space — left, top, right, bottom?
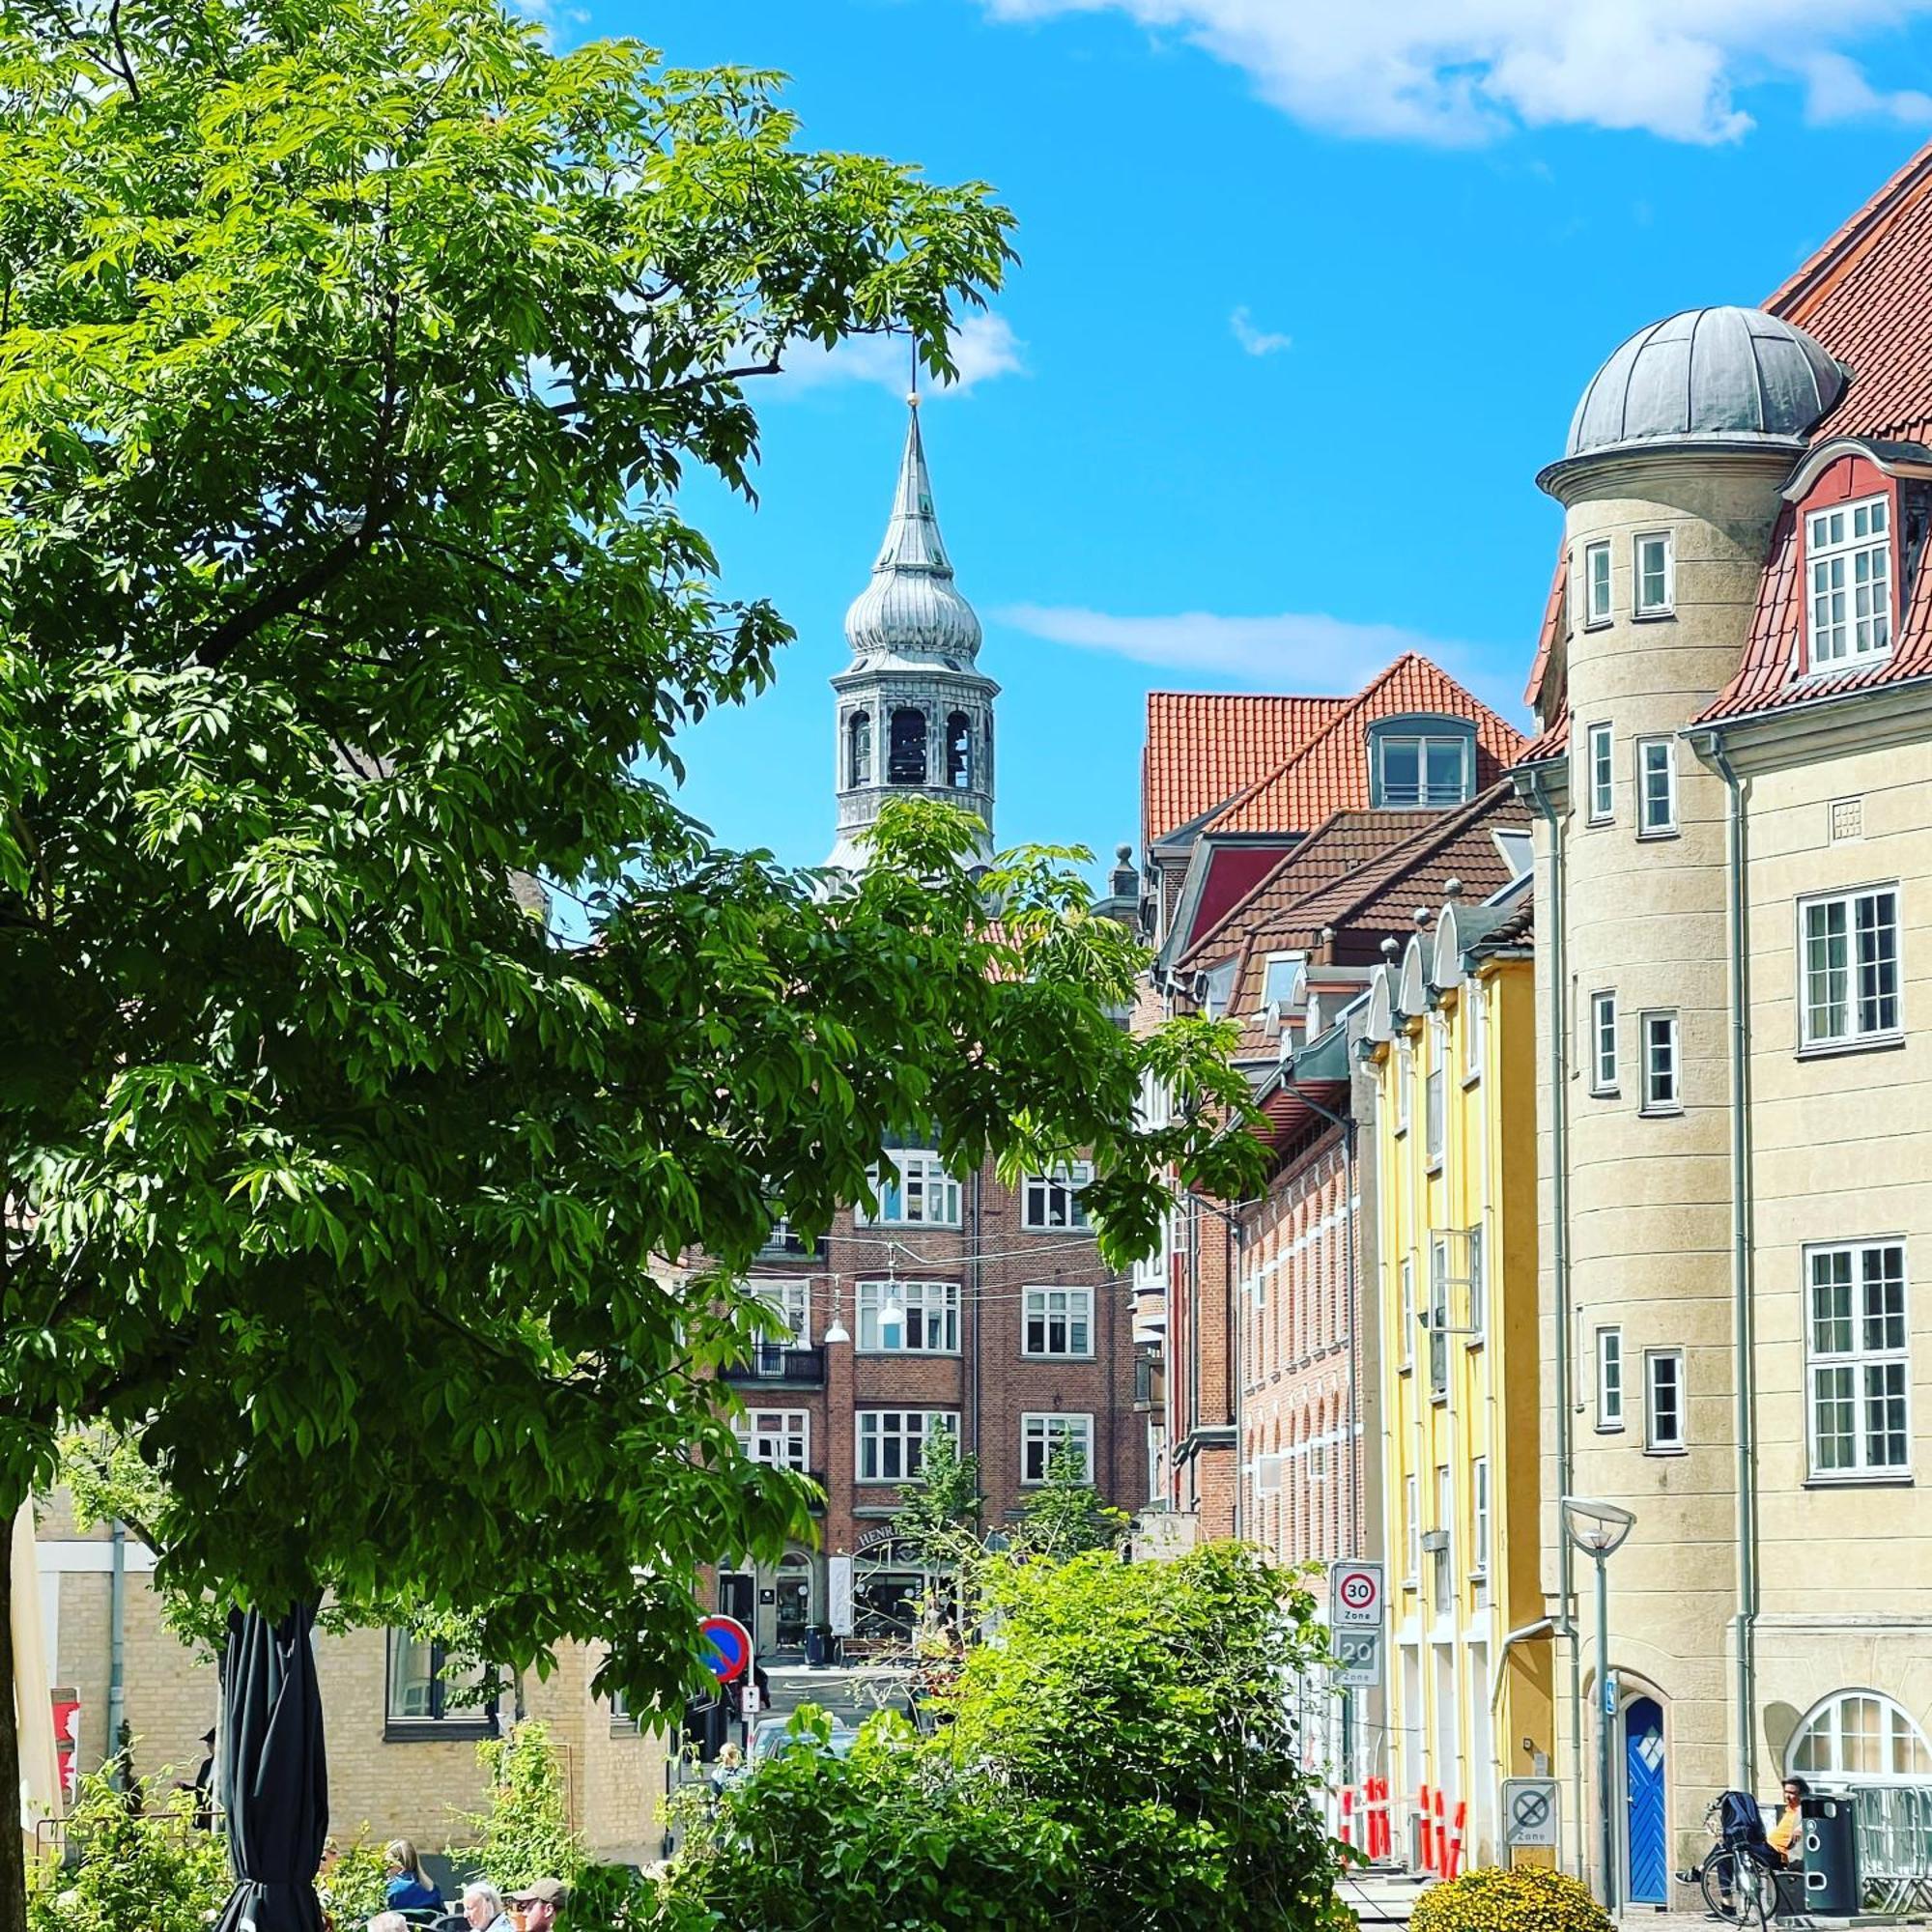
774, 1550, 813, 1653
1623, 1694, 1668, 1906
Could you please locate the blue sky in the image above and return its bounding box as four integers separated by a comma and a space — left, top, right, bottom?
562, 0, 1932, 875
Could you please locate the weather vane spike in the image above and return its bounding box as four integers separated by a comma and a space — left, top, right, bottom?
908, 332, 919, 408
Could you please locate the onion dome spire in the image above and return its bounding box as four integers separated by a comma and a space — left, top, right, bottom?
841, 394, 983, 667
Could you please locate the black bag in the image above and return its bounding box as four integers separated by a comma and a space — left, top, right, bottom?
1719, 1789, 1768, 1847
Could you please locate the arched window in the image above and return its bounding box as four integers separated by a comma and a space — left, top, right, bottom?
847, 709, 872, 787
1789, 1691, 1932, 1781
983, 713, 994, 787
946, 711, 973, 790
888, 707, 928, 785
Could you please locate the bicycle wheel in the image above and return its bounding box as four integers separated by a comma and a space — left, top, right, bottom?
1731, 1855, 1773, 1930
1700, 1847, 1738, 1919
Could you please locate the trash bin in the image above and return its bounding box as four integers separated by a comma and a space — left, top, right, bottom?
804, 1626, 829, 1667
1800, 1792, 1861, 1916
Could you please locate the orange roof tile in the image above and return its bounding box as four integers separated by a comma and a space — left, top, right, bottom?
1522, 556, 1568, 711
1206, 654, 1525, 835
1142, 693, 1348, 850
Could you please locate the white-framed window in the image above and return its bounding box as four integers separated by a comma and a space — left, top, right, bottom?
1399, 1257, 1416, 1372
734, 1407, 810, 1470
1404, 1472, 1420, 1586
1806, 1241, 1910, 1477
1633, 530, 1674, 617
1471, 1456, 1491, 1577
1635, 737, 1677, 838
1585, 722, 1614, 823
1807, 494, 1892, 669
858, 1151, 961, 1227
1021, 1411, 1094, 1485
1466, 1226, 1487, 1341
1377, 733, 1471, 807
1425, 1063, 1445, 1170
857, 1279, 959, 1353
1023, 1162, 1094, 1231
1463, 981, 1485, 1081
1023, 1285, 1094, 1358
1640, 1010, 1680, 1115
1432, 1464, 1453, 1606
751, 1277, 810, 1346
1789, 1690, 1932, 1782
1596, 1326, 1624, 1430
1645, 1349, 1685, 1452
1395, 1043, 1412, 1134
1800, 887, 1901, 1049
856, 1408, 957, 1483
386, 1631, 497, 1731
1590, 991, 1618, 1094
1583, 540, 1612, 627
1262, 952, 1303, 1009
1427, 1238, 1450, 1399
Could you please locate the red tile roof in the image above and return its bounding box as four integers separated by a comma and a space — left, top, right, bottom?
1205, 654, 1525, 835
1772, 140, 1932, 445
1522, 557, 1568, 711
1141, 693, 1347, 850
1514, 712, 1570, 765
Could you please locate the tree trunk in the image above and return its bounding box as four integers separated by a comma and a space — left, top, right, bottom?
0, 1533, 31, 1932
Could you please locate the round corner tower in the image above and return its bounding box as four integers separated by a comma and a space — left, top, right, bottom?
826, 397, 998, 869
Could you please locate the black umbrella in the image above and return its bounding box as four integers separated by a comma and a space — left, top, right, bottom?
214, 1603, 327, 1932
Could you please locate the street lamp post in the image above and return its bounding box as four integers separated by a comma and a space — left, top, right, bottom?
1561, 1496, 1635, 1913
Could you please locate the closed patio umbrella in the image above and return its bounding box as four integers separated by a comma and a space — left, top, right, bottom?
215, 1603, 327, 1932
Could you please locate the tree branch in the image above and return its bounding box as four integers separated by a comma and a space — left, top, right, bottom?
105, 0, 139, 103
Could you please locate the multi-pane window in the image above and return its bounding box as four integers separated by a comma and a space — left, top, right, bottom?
858, 1280, 959, 1353
1640, 1010, 1680, 1114
1024, 1285, 1094, 1357
386, 1631, 496, 1729
1263, 953, 1303, 1009
1428, 1238, 1450, 1399
1021, 1411, 1094, 1484
1023, 1163, 1094, 1231
1790, 1691, 1932, 1781
1396, 1044, 1412, 1133
1590, 991, 1618, 1094
1645, 1349, 1685, 1452
1432, 1465, 1453, 1607
1464, 981, 1485, 1080
1636, 738, 1677, 837
1584, 541, 1612, 627
856, 1409, 957, 1483
1400, 1258, 1416, 1371
1404, 1473, 1420, 1585
1806, 1242, 1910, 1477
1634, 531, 1673, 616
1801, 888, 1901, 1048
1378, 734, 1470, 807
1472, 1457, 1491, 1577
734, 1407, 810, 1470
1807, 495, 1891, 668
859, 1151, 961, 1227
752, 1278, 810, 1346
1466, 1227, 1487, 1340
1586, 722, 1614, 823
1596, 1327, 1624, 1430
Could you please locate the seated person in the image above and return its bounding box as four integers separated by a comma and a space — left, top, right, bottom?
367, 1917, 408, 1932
384, 1839, 442, 1913
461, 1883, 514, 1932
1768, 1776, 1809, 1866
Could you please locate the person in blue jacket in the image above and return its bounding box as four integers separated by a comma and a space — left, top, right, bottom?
384, 1839, 441, 1914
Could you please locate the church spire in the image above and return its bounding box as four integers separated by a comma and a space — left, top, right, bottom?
841, 395, 983, 667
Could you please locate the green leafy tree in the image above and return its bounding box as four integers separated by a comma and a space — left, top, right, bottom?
1014, 1440, 1129, 1559
652, 1546, 1350, 1931
0, 0, 1260, 1921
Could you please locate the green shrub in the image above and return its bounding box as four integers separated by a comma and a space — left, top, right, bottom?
1411, 1864, 1612, 1932
27, 1762, 230, 1932
321, 1827, 391, 1924
459, 1720, 586, 1892
567, 1861, 657, 1929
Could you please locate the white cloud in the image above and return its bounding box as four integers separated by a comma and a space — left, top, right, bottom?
980, 0, 1932, 144
996, 603, 1526, 718
772, 313, 1025, 399
1230, 305, 1293, 356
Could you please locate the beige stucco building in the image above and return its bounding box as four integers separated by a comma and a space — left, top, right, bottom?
1516, 149, 1932, 1911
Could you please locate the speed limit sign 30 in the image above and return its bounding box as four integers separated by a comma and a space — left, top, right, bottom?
1330, 1562, 1383, 1628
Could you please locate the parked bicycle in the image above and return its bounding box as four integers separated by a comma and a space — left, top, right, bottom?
1680, 1792, 1780, 1928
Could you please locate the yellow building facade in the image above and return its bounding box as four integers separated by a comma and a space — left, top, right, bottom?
1365, 885, 1551, 1871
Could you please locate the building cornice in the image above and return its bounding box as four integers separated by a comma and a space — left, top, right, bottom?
1684, 673, 1932, 776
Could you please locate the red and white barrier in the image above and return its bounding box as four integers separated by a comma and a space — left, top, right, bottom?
1446, 1799, 1467, 1879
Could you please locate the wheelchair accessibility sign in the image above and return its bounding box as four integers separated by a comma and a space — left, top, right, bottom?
1503, 1777, 1561, 1850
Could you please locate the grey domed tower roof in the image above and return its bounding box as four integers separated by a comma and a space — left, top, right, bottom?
842, 397, 983, 668
1560, 306, 1845, 468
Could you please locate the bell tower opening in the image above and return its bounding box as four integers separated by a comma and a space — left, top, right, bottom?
888, 707, 929, 785
947, 711, 973, 789
847, 709, 872, 786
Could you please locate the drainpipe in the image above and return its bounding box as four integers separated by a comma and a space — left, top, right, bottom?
1524, 767, 1581, 1875
968, 1170, 984, 1483
1703, 731, 1758, 1790
107, 1519, 127, 1782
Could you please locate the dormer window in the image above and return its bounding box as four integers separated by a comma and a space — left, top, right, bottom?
1370, 717, 1475, 808
1807, 495, 1892, 670
1197, 958, 1237, 1018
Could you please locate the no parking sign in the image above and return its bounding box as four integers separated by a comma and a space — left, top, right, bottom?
699, 1614, 753, 1685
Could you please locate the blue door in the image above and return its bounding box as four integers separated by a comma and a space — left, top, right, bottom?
1625, 1696, 1668, 1905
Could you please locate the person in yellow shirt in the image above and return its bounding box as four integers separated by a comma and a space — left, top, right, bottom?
1768, 1776, 1810, 1864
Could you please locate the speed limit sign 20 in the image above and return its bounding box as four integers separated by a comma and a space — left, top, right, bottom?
1330, 1562, 1383, 1628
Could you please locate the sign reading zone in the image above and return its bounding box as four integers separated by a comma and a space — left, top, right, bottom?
1330, 1562, 1383, 1627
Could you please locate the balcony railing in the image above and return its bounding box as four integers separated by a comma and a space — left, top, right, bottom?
757, 1224, 827, 1262
724, 1344, 826, 1387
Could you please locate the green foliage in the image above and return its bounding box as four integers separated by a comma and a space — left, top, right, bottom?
460, 1722, 585, 1894
1409, 1865, 1612, 1932
26, 1765, 228, 1932
0, 0, 1263, 1775
1014, 1440, 1129, 1558
650, 1545, 1349, 1931
568, 1863, 659, 1930
320, 1828, 391, 1925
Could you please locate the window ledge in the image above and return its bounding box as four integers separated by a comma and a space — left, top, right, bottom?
1797, 652, 1894, 686
1639, 1104, 1685, 1119
1643, 1445, 1688, 1458
1020, 1226, 1094, 1236
1582, 617, 1612, 633
1462, 1073, 1482, 1091
1589, 1085, 1619, 1099
1635, 827, 1680, 841
857, 1349, 963, 1359
1020, 1352, 1096, 1363
1595, 1422, 1626, 1435
1584, 812, 1613, 828
1398, 1363, 1414, 1378
1631, 609, 1677, 624
384, 1719, 498, 1745
1803, 1472, 1913, 1490
1796, 1033, 1905, 1062
1465, 1335, 1487, 1352
1429, 1389, 1449, 1406
1425, 1156, 1444, 1175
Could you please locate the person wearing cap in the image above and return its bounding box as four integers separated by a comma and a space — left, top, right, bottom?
176, 1727, 217, 1831
509, 1878, 565, 1930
